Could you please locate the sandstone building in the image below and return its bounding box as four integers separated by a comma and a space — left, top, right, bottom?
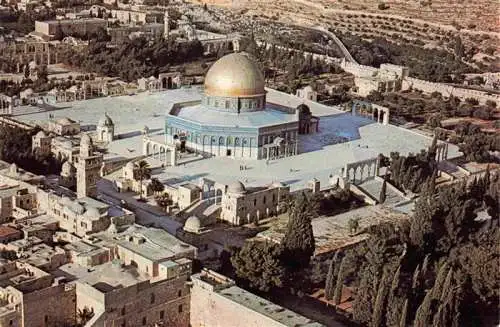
190, 269, 325, 327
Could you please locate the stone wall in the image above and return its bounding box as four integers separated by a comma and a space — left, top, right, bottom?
403, 77, 500, 104
20, 283, 76, 327
191, 278, 292, 327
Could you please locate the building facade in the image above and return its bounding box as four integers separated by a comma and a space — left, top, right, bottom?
220, 181, 290, 225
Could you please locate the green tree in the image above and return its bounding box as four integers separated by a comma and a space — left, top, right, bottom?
379, 179, 387, 204
371, 268, 391, 327
134, 160, 151, 200
324, 251, 340, 301
149, 177, 164, 194
231, 241, 285, 292
333, 257, 346, 305
155, 193, 171, 210
76, 306, 94, 326
348, 217, 360, 234
282, 193, 316, 273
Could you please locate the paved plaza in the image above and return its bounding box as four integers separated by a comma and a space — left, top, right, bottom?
16, 88, 461, 191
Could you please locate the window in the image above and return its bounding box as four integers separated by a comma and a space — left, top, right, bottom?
160, 310, 164, 319
142, 317, 146, 325
178, 290, 182, 297
121, 307, 125, 315
253, 199, 256, 206
263, 196, 266, 204
150, 293, 155, 304
178, 304, 183, 313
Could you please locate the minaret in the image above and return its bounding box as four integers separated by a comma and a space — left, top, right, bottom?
164, 11, 170, 39
76, 134, 103, 198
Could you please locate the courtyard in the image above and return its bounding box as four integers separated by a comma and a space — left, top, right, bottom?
15, 88, 461, 191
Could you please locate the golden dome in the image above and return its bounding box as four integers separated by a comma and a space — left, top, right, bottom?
204, 52, 265, 97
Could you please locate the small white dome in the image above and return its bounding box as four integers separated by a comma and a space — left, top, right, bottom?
228, 181, 246, 194
183, 216, 201, 233
125, 161, 135, 169
35, 130, 47, 138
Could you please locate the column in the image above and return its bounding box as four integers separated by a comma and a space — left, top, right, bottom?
171, 147, 177, 166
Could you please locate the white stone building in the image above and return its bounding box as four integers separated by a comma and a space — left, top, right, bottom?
96, 113, 115, 143
219, 181, 290, 225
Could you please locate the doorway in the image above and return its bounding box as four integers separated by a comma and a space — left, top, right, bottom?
226, 149, 232, 156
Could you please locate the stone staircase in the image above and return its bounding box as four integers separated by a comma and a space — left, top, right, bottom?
357, 178, 406, 206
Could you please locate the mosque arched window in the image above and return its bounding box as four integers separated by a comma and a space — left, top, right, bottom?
227, 136, 233, 146
219, 137, 224, 145
243, 138, 248, 145
235, 138, 240, 146
211, 136, 216, 144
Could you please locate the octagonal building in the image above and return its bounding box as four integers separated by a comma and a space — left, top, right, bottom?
165, 52, 300, 160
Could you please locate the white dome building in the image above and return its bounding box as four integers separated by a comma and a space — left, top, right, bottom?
163, 52, 300, 160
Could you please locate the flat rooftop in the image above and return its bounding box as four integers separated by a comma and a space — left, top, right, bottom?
219, 285, 325, 327
114, 224, 196, 261
60, 262, 146, 292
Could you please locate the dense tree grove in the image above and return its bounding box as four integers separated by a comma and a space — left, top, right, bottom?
452, 123, 500, 163
230, 241, 285, 292
59, 36, 205, 82
315, 188, 365, 216
386, 147, 437, 193
0, 124, 61, 175
231, 193, 317, 292
336, 31, 476, 82
240, 38, 340, 93
365, 91, 497, 125
336, 172, 499, 327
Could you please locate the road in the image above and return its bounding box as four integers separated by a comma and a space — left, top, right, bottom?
313, 26, 358, 64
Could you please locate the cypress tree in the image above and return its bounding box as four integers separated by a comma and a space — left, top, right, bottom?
380, 179, 387, 203
399, 298, 408, 327
412, 264, 421, 290
440, 268, 453, 302
282, 192, 316, 271
414, 287, 433, 327
432, 262, 449, 299
325, 251, 339, 301
333, 256, 345, 305
385, 265, 403, 327
371, 269, 391, 327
